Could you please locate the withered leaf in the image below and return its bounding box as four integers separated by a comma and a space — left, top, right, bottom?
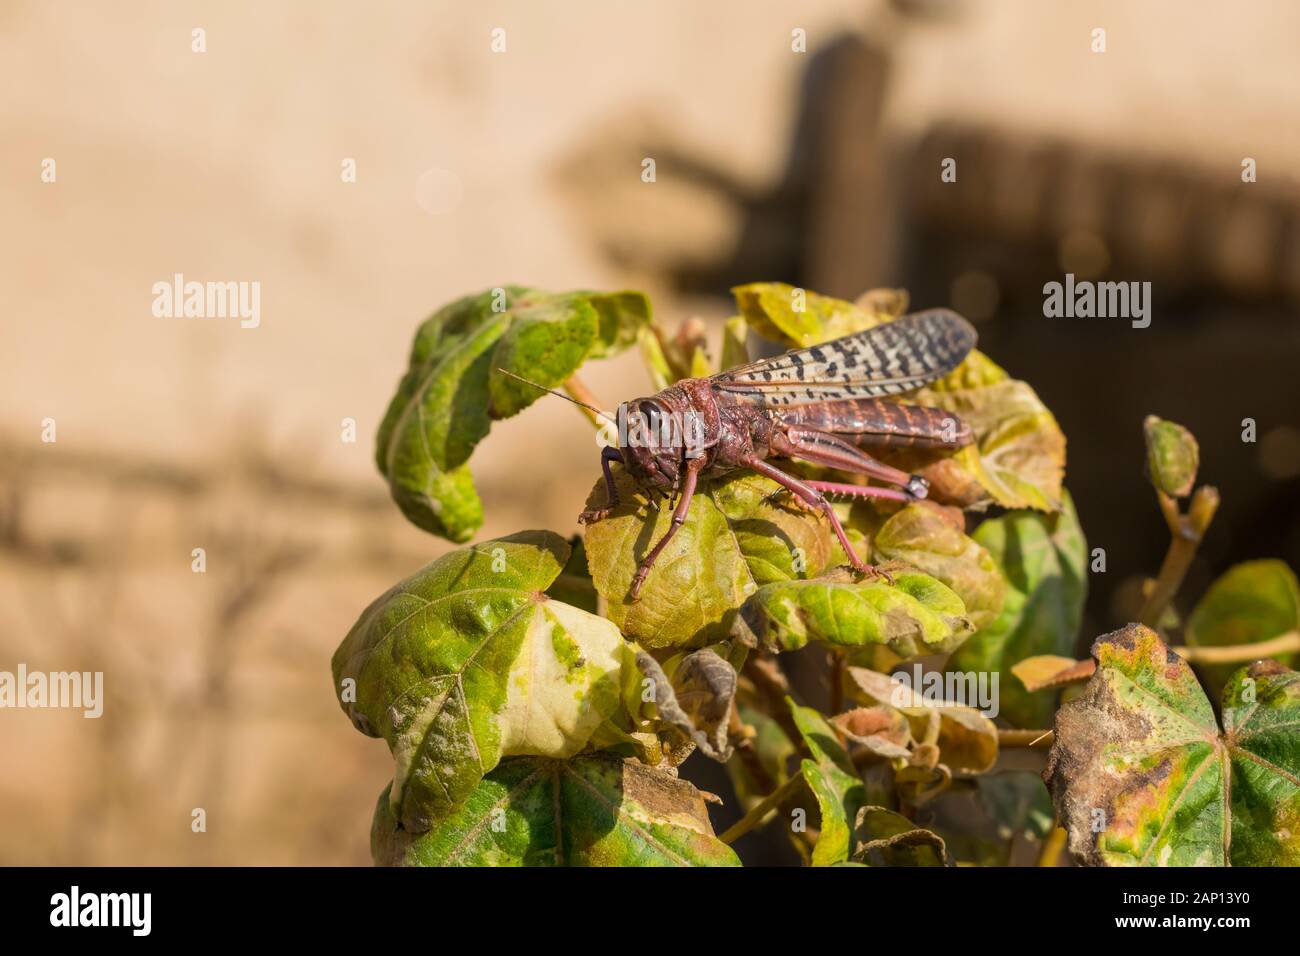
844, 667, 999, 775
852, 806, 951, 867
634, 648, 737, 761
1045, 623, 1300, 866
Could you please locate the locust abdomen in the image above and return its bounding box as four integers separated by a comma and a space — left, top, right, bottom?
781, 398, 972, 449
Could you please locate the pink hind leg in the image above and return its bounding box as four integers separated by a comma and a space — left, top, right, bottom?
802, 480, 912, 503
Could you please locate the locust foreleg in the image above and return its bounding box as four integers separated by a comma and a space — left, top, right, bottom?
578, 445, 624, 524
629, 455, 704, 600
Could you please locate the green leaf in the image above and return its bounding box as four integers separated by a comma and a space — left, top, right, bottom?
376, 287, 648, 541
1044, 623, 1300, 866
732, 282, 882, 347
583, 290, 653, 359
947, 492, 1087, 727
852, 806, 950, 866
1185, 559, 1300, 697
1143, 415, 1199, 497
789, 700, 864, 865
909, 351, 1066, 512
733, 570, 972, 659
583, 469, 841, 649
371, 754, 740, 866
544, 534, 598, 614
332, 531, 635, 829
871, 502, 1005, 632
719, 315, 751, 371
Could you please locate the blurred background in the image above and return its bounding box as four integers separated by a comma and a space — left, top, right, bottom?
2, 0, 1298, 864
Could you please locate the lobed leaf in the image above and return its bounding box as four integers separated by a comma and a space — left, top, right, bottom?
1044, 623, 1300, 866
376, 286, 649, 541
583, 469, 841, 648
332, 531, 635, 830
371, 754, 740, 866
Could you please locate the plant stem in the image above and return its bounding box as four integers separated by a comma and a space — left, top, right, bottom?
1037, 826, 1068, 867
1175, 630, 1300, 664
998, 729, 1055, 749
829, 648, 846, 716
718, 774, 805, 845
1139, 486, 1219, 628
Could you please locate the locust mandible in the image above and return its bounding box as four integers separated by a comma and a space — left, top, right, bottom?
508, 308, 978, 601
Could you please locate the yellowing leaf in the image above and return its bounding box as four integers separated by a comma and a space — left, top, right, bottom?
371, 755, 740, 866
583, 469, 841, 649
332, 531, 635, 830
911, 352, 1066, 512
871, 501, 1005, 632
734, 570, 972, 659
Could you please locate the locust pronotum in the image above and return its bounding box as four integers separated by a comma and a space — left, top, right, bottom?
504, 307, 977, 601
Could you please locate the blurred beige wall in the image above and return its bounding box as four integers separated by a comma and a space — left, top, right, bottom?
2, 0, 1298, 864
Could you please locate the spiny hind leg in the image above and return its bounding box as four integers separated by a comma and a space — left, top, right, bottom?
779, 428, 929, 499
742, 456, 891, 583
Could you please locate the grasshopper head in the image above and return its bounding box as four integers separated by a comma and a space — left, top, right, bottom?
616, 398, 685, 492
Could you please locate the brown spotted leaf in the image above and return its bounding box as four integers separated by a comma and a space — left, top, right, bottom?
1045, 623, 1300, 866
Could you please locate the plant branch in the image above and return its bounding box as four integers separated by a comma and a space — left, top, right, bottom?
1037, 826, 1068, 867
1139, 485, 1219, 628
998, 729, 1055, 749
718, 774, 805, 845
1175, 630, 1300, 664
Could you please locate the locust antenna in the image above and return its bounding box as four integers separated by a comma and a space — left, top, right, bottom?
495, 369, 616, 424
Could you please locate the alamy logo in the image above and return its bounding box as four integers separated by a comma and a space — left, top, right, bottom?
889, 664, 999, 718
1043, 273, 1151, 328
597, 403, 708, 458
0, 664, 103, 718
152, 273, 261, 328
50, 886, 151, 936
